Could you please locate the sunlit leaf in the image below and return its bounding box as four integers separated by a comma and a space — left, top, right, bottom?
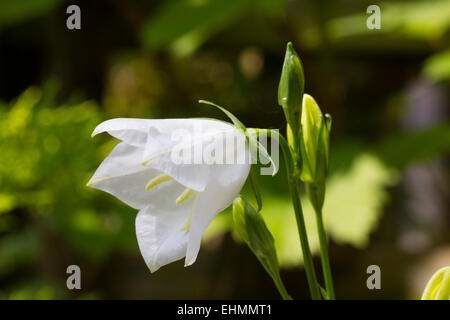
141, 0, 257, 56
328, 1, 450, 41
423, 49, 450, 82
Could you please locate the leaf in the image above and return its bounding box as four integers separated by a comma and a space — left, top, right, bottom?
374, 124, 450, 169
423, 49, 450, 82
140, 0, 256, 56
321, 154, 397, 248
0, 0, 64, 28
328, 1, 450, 41
0, 229, 40, 275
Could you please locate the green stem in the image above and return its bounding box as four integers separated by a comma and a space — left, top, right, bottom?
272, 272, 293, 300
315, 208, 335, 299
258, 129, 321, 300
291, 179, 321, 300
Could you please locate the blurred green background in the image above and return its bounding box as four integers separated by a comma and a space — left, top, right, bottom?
0, 0, 449, 299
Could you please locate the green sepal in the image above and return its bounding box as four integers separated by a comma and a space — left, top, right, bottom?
249, 166, 263, 212
325, 113, 332, 133
198, 100, 246, 132
305, 182, 326, 213
247, 129, 278, 176
199, 101, 277, 176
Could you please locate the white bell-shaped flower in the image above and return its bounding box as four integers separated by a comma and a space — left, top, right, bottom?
88, 118, 250, 272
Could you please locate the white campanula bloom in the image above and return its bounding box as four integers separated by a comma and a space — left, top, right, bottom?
87, 118, 250, 272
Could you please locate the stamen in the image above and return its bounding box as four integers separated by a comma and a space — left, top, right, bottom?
180, 215, 192, 231
175, 188, 196, 204
180, 193, 199, 232
145, 174, 173, 191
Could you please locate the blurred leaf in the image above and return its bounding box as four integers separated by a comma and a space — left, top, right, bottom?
267, 154, 395, 267
206, 153, 395, 267
374, 124, 450, 169
321, 154, 397, 249
0, 87, 137, 263
423, 49, 450, 82
0, 193, 16, 214
328, 1, 450, 41
141, 0, 259, 56
0, 0, 64, 28
0, 229, 40, 275
7, 284, 55, 300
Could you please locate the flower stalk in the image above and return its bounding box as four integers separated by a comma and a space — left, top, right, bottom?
256, 128, 321, 300
313, 196, 335, 300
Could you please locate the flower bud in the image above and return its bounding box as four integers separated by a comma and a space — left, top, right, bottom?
421, 266, 450, 300
300, 94, 331, 184
232, 196, 279, 278
278, 42, 305, 134
232, 197, 249, 243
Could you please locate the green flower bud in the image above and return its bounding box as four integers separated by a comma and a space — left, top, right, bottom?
421, 266, 450, 300
232, 197, 249, 243
278, 42, 305, 134
232, 196, 280, 282
233, 196, 291, 299
300, 94, 331, 184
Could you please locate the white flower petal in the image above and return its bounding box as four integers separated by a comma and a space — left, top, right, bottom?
143, 154, 211, 192
185, 161, 250, 266
92, 118, 156, 147
142, 119, 241, 192
87, 142, 161, 209
135, 181, 196, 272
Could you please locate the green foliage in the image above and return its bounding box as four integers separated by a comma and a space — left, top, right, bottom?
6, 284, 55, 300
0, 87, 138, 268
0, 228, 40, 276
320, 154, 396, 249
375, 124, 450, 170
141, 0, 253, 56
328, 0, 450, 41
423, 50, 450, 82
140, 0, 280, 56
0, 0, 64, 28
